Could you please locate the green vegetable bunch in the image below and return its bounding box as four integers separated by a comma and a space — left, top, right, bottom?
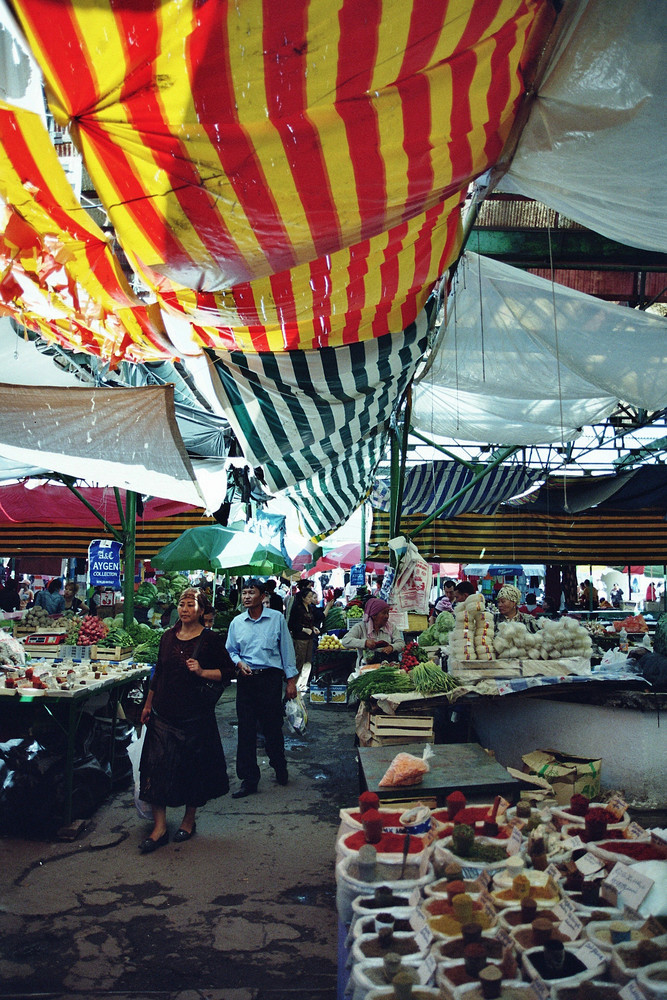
409, 661, 460, 696
323, 606, 347, 630
347, 665, 414, 703
417, 610, 455, 647
133, 629, 165, 664
134, 581, 158, 607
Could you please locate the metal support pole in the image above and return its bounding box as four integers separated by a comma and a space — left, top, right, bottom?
360, 502, 366, 563
122, 491, 137, 629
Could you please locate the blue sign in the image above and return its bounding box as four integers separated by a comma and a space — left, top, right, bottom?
88, 539, 122, 588
350, 562, 366, 586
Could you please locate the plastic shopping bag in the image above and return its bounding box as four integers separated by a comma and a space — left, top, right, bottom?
127, 728, 153, 821
379, 745, 433, 787
284, 692, 308, 734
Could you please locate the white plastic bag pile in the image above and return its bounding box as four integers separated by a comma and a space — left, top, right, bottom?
448, 593, 496, 662
494, 616, 593, 660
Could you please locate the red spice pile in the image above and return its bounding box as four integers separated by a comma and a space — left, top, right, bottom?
597, 841, 667, 861
565, 825, 625, 843
344, 831, 424, 854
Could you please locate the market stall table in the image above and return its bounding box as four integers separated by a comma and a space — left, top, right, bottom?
358, 740, 519, 804
4, 664, 150, 826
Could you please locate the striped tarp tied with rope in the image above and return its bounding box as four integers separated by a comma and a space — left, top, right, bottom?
372, 461, 541, 518
210, 311, 429, 528
11, 0, 548, 357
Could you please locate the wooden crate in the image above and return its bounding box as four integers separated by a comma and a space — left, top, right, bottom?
92, 645, 133, 661
369, 714, 434, 742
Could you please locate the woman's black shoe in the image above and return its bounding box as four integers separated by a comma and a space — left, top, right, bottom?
173, 824, 196, 843
139, 831, 169, 854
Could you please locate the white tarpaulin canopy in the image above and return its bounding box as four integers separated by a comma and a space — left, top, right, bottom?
0, 382, 210, 508
498, 0, 667, 254
412, 252, 667, 446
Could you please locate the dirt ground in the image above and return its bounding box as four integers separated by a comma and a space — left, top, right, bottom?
0, 685, 360, 1000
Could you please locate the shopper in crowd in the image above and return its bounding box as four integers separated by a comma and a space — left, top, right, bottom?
518, 593, 540, 616
225, 579, 297, 799
342, 596, 405, 668
610, 583, 624, 608
580, 579, 599, 609
437, 579, 457, 611
493, 583, 540, 632
453, 580, 477, 603
63, 581, 89, 615
18, 579, 33, 610
34, 578, 65, 616
263, 579, 284, 613
285, 578, 313, 619
0, 577, 21, 612
138, 588, 233, 853
288, 585, 321, 675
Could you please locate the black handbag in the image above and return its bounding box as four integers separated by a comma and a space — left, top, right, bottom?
189, 634, 224, 709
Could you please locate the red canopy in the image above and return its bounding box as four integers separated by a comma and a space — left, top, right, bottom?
0, 482, 196, 526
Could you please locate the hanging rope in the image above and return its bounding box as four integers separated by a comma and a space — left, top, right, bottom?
547, 224, 568, 512
476, 233, 486, 381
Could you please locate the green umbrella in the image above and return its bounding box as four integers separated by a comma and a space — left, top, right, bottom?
152, 524, 291, 576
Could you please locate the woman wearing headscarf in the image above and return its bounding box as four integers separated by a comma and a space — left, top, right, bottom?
341, 597, 405, 668
494, 584, 540, 632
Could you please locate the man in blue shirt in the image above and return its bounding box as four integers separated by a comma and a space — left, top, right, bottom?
226, 579, 298, 798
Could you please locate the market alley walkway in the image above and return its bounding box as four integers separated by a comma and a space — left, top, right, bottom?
0, 685, 360, 1000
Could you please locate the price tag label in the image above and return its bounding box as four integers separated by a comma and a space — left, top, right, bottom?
508, 816, 526, 830
640, 914, 664, 938
476, 868, 492, 889
575, 852, 605, 876
478, 890, 497, 920
577, 940, 607, 969
553, 897, 577, 919
564, 834, 584, 850
619, 982, 649, 1000
558, 909, 584, 940
409, 910, 427, 933
417, 952, 437, 984
606, 795, 628, 821
496, 796, 511, 818
506, 826, 523, 856
496, 927, 513, 949
546, 863, 561, 881
604, 862, 654, 911
625, 821, 646, 840
409, 886, 421, 908
530, 976, 551, 1000
419, 850, 431, 877
415, 923, 434, 951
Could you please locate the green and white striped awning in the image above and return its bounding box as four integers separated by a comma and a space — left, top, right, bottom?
210, 313, 429, 534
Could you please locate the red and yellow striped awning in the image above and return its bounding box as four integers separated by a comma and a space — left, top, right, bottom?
9, 0, 551, 358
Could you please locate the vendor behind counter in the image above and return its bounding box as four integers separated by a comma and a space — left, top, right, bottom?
341, 598, 405, 669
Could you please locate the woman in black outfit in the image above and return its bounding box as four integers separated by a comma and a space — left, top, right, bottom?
138, 588, 234, 853
288, 586, 321, 675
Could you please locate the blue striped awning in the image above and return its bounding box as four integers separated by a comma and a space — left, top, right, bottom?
210, 313, 429, 534
372, 461, 541, 519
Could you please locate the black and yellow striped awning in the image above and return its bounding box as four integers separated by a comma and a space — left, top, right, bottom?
0, 512, 211, 561
369, 508, 667, 565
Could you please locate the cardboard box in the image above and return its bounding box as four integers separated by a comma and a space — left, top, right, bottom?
309, 686, 328, 704
329, 684, 348, 704
521, 748, 602, 805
